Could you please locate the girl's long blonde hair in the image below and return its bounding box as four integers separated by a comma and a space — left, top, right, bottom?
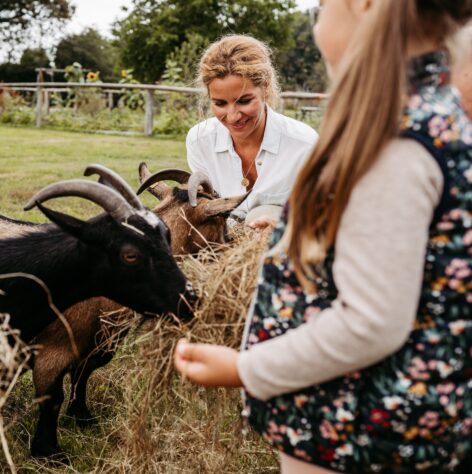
284, 0, 472, 289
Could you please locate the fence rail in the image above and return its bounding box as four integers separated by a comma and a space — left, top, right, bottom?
0, 82, 328, 136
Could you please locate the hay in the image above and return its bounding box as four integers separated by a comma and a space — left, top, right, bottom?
0, 314, 34, 474
101, 225, 277, 473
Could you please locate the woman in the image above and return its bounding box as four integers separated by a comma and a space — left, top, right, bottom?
187, 34, 318, 225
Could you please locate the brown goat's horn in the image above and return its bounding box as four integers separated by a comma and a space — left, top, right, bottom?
137, 164, 191, 200
24, 180, 135, 222
188, 171, 215, 207
84, 164, 144, 210
201, 191, 251, 218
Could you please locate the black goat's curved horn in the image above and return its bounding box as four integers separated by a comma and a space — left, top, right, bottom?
201, 191, 251, 218
84, 164, 144, 211
24, 179, 135, 222
188, 171, 215, 207
137, 165, 191, 200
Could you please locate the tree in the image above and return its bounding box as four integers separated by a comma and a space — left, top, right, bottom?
0, 0, 71, 29
55, 29, 120, 82
115, 0, 297, 83
276, 11, 328, 92
162, 33, 210, 86
20, 47, 50, 68
0, 1, 72, 42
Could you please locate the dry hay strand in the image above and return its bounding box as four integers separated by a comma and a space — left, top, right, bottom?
102, 225, 278, 473
0, 314, 35, 474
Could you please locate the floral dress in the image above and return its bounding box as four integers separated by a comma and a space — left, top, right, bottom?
242, 51, 472, 473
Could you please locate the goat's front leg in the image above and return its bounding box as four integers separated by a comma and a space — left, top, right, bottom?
67, 351, 114, 426
31, 370, 66, 460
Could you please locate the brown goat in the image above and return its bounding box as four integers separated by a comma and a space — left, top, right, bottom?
137, 162, 248, 254
29, 164, 247, 458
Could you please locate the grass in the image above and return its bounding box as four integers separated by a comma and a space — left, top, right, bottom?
0, 125, 278, 473
0, 125, 188, 222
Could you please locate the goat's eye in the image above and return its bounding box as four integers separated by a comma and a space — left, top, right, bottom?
120, 245, 141, 265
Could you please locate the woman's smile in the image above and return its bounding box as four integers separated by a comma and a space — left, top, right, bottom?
208, 74, 266, 143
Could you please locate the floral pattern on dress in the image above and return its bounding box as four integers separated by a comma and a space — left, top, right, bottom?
242, 51, 472, 473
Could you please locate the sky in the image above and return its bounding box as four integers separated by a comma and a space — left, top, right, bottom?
65, 0, 314, 37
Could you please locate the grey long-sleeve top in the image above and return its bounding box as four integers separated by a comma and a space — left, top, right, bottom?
237, 138, 444, 401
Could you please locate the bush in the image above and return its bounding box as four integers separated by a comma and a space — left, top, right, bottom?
0, 106, 34, 126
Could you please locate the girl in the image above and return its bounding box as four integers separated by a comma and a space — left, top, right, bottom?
452, 23, 472, 118
186, 35, 318, 225
175, 1, 472, 472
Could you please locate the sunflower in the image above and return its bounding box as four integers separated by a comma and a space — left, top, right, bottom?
87, 72, 98, 81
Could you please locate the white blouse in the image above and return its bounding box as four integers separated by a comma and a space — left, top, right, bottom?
186, 107, 318, 219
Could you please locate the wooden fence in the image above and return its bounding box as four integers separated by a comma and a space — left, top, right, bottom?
0, 82, 328, 136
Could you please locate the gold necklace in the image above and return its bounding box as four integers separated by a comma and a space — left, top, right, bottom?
241, 159, 256, 188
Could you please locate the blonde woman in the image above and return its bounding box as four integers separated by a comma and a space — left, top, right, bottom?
186, 35, 318, 225
175, 0, 472, 472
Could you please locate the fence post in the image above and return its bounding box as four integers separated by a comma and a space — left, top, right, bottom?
44, 90, 50, 115
144, 89, 154, 136
35, 84, 42, 128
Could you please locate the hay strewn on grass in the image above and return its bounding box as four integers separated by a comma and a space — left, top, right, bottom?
3, 226, 279, 473
1, 314, 34, 474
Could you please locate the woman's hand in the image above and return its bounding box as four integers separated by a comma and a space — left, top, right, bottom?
248, 217, 277, 233
174, 339, 242, 387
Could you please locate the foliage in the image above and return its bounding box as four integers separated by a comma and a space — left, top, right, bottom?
63, 62, 85, 83
19, 47, 49, 68
115, 0, 297, 83
55, 28, 120, 82
276, 11, 328, 92
0, 63, 38, 82
118, 69, 145, 110
162, 33, 210, 86
61, 62, 106, 114
0, 1, 72, 60
0, 0, 71, 29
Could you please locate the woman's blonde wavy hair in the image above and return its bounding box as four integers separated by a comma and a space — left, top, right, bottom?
281, 0, 472, 291
197, 34, 280, 108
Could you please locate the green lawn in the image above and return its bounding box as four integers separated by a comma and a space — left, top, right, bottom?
0, 125, 188, 221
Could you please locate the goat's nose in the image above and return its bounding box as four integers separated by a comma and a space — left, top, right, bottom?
177, 281, 197, 319
184, 281, 197, 303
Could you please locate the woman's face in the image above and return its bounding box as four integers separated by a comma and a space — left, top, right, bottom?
313, 0, 366, 78
208, 75, 266, 142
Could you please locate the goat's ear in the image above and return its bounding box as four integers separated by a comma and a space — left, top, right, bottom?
35, 202, 86, 239
201, 193, 250, 218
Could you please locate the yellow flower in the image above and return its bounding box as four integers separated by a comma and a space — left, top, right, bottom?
87, 72, 98, 81
121, 69, 128, 78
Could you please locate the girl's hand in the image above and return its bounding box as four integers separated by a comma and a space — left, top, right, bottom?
248, 217, 277, 233
174, 339, 242, 387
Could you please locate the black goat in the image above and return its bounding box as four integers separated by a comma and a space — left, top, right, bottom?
0, 169, 195, 459
21, 164, 248, 461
